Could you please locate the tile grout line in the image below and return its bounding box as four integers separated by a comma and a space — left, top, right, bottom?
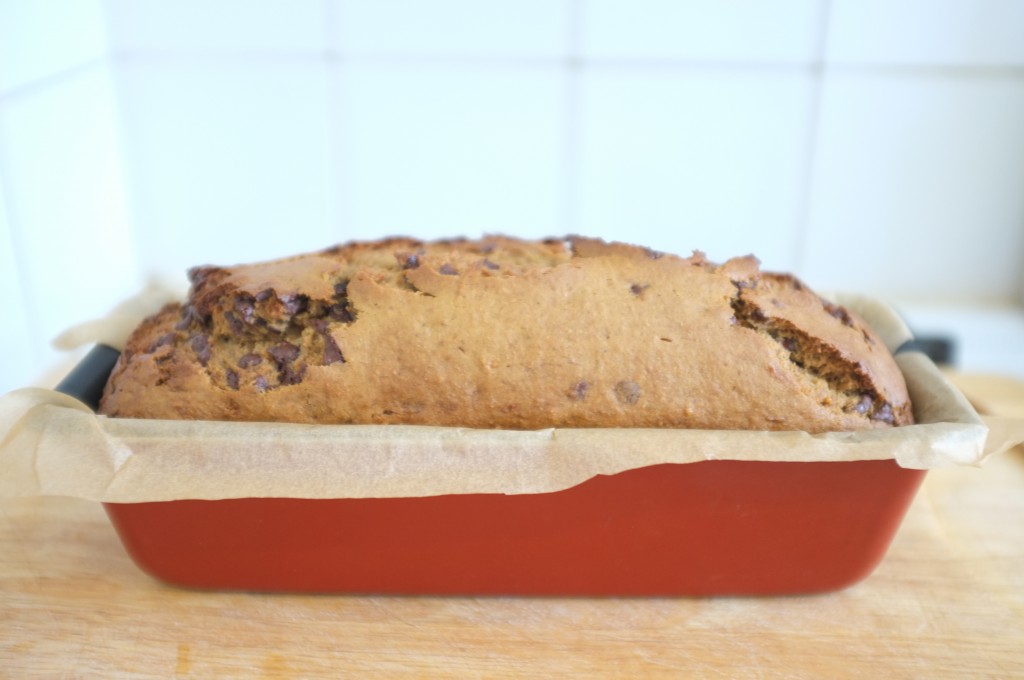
561, 0, 585, 235
1017, 223, 1024, 305
0, 126, 44, 371
0, 7, 134, 374
792, 0, 834, 274
35, 50, 1024, 79
322, 0, 340, 59
97, 0, 149, 297
821, 61, 1024, 79
0, 57, 109, 106
322, 0, 352, 242
103, 62, 150, 293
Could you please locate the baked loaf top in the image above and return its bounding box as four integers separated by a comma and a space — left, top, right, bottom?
99, 236, 914, 432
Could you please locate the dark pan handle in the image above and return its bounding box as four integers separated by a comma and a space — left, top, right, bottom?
54, 345, 121, 411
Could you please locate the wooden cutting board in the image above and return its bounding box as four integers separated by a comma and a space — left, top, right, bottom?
2, 374, 1022, 679
946, 371, 1024, 419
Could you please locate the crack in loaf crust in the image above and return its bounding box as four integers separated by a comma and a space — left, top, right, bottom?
99, 236, 914, 432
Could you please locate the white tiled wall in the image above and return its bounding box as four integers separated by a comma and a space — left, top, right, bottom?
0, 0, 107, 93
826, 0, 1024, 66
577, 69, 814, 270
336, 0, 572, 58
107, 0, 328, 55
340, 63, 567, 238
803, 72, 1024, 301
582, 0, 824, 62
2, 0, 1024, 394
0, 182, 35, 390
116, 58, 340, 273
0, 64, 139, 349
0, 0, 137, 389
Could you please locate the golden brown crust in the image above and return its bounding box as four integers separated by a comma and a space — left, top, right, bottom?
99, 236, 914, 432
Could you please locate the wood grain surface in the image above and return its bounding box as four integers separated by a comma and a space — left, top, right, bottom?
1, 374, 1022, 679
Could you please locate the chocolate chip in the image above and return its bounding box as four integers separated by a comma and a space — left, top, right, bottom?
279, 294, 307, 316
569, 380, 590, 401
824, 301, 854, 327
268, 342, 300, 365
191, 334, 211, 366
279, 363, 307, 386
644, 248, 664, 260
234, 295, 256, 324
750, 307, 767, 323
732, 279, 756, 290
439, 263, 459, 276
329, 303, 353, 322
187, 266, 217, 287
254, 375, 269, 393
482, 259, 500, 271
870, 402, 894, 424
854, 394, 873, 415
255, 288, 274, 302
223, 311, 244, 335
148, 332, 177, 353
780, 337, 798, 353
333, 281, 349, 297
175, 304, 200, 331
238, 353, 263, 369
614, 381, 641, 406
226, 368, 239, 391
401, 254, 420, 270
322, 334, 345, 365
630, 283, 649, 296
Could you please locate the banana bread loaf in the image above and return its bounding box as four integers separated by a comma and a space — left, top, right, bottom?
99, 236, 914, 432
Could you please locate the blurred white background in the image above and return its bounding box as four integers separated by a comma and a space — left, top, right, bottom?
1, 0, 1023, 394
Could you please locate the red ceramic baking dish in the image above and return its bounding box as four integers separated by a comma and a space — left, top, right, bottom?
59, 345, 927, 596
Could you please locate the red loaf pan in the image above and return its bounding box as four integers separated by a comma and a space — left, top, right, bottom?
104, 460, 924, 596
61, 346, 926, 596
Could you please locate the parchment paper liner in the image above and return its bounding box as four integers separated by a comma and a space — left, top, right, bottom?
2, 293, 1020, 503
